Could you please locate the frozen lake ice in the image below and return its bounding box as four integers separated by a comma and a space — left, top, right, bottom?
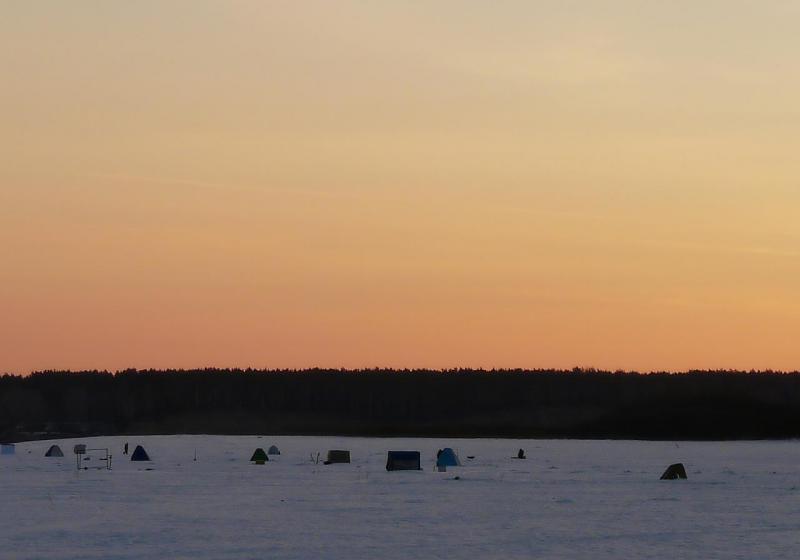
2, 435, 800, 559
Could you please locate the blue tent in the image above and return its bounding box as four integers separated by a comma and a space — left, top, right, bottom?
386, 451, 421, 471
131, 445, 151, 461
1, 444, 15, 455
436, 448, 461, 467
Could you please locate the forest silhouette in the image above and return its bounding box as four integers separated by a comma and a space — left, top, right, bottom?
2, 369, 800, 442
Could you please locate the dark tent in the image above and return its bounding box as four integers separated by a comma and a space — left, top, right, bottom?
131, 445, 151, 461
250, 448, 269, 464
267, 445, 281, 455
436, 448, 460, 467
386, 451, 421, 471
324, 450, 351, 464
660, 463, 688, 480
45, 445, 64, 457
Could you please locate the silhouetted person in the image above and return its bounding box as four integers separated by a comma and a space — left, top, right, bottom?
124, 442, 128, 455
517, 448, 525, 459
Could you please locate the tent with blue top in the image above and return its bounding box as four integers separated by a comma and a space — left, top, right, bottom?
436, 448, 461, 467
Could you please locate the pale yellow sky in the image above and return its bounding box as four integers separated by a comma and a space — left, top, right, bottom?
2, 1, 800, 373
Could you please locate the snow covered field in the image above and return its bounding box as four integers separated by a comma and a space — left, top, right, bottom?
2, 435, 800, 559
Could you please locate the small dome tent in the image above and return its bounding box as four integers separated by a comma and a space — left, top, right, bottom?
267, 445, 280, 455
436, 448, 461, 467
131, 445, 151, 461
45, 445, 64, 457
386, 451, 421, 471
250, 448, 269, 464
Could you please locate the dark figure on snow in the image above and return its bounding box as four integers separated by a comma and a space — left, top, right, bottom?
517, 449, 525, 459
124, 442, 129, 455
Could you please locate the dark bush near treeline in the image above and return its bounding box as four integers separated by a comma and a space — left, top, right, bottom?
2, 368, 800, 442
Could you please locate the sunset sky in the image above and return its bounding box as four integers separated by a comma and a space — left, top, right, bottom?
2, 1, 800, 374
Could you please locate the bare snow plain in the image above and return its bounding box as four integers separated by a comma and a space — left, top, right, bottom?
2, 436, 800, 559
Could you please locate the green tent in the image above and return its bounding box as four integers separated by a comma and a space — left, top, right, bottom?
250, 448, 269, 463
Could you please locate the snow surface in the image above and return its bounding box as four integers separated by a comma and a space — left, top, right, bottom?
2, 436, 800, 559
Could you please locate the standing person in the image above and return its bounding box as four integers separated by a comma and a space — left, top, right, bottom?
124, 442, 129, 455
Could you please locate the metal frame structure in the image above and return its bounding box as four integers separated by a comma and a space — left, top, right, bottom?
74, 444, 112, 470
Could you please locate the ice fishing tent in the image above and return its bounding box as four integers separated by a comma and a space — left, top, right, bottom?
131, 445, 151, 461
436, 448, 461, 467
386, 451, 421, 471
267, 445, 281, 455
45, 445, 64, 457
1, 444, 15, 455
250, 448, 269, 464
324, 450, 351, 464
660, 463, 688, 480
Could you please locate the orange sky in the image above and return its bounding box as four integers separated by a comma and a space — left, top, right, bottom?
2, 1, 800, 374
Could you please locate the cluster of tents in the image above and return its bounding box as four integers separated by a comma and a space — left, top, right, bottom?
247, 447, 464, 472
249, 446, 353, 465
17, 442, 689, 479
250, 445, 281, 464
246, 447, 690, 479
39, 443, 151, 462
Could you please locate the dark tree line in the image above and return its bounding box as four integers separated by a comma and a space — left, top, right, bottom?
2, 368, 800, 442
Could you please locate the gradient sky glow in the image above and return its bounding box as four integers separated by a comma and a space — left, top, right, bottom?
3, 1, 800, 373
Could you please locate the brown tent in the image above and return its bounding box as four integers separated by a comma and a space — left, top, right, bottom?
324, 450, 351, 464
